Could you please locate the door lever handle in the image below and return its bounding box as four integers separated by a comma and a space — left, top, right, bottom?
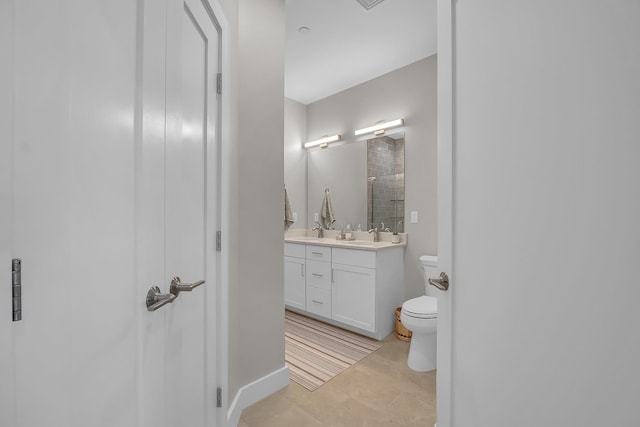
428, 272, 450, 291
146, 286, 177, 311
170, 276, 205, 297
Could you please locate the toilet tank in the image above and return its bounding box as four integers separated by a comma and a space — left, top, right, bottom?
420, 255, 439, 295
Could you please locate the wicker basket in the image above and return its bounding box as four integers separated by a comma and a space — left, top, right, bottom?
395, 307, 412, 342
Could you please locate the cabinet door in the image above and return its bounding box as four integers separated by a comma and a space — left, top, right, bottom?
332, 264, 376, 332
284, 256, 306, 310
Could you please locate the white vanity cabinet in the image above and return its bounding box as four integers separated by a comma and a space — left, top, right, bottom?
331, 247, 405, 339
284, 240, 404, 340
284, 243, 306, 310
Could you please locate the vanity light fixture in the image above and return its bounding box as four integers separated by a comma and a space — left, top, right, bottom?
354, 118, 405, 136
304, 134, 342, 149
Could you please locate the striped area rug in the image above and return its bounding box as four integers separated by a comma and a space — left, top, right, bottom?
285, 310, 382, 391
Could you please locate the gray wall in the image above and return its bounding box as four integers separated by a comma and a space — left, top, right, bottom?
284, 98, 307, 229
452, 1, 640, 426
286, 56, 437, 299
307, 141, 366, 231
220, 0, 285, 403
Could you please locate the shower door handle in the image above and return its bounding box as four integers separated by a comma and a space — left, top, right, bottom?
170, 276, 205, 296
428, 272, 450, 291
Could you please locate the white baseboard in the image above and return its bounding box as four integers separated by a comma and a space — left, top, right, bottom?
226, 365, 290, 427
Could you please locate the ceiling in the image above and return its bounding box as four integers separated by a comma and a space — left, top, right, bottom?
285, 0, 437, 105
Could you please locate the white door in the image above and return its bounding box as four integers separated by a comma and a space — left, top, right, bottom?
164, 0, 220, 425
0, 1, 15, 424
1, 0, 222, 426
442, 2, 640, 426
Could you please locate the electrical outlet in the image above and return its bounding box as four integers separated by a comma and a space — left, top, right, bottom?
293, 212, 298, 222
314, 212, 319, 222
411, 211, 418, 223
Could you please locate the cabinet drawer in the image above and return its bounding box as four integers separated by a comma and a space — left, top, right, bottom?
306, 245, 331, 262
284, 242, 306, 258
332, 247, 376, 269
306, 260, 331, 290
306, 286, 331, 318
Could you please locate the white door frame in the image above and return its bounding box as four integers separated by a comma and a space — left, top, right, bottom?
436, 0, 454, 426
201, 1, 230, 426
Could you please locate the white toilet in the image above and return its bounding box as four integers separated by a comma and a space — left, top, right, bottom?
401, 255, 439, 372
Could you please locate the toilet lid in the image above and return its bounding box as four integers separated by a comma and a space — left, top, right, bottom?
402, 296, 437, 318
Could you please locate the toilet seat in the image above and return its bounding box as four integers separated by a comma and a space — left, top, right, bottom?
402, 296, 437, 319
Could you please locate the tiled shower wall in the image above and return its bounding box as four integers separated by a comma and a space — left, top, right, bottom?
367, 136, 405, 232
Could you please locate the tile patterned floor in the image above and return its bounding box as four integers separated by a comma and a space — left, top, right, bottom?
239, 332, 436, 427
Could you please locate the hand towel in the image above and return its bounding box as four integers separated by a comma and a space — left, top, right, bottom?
284, 187, 295, 231
320, 189, 336, 229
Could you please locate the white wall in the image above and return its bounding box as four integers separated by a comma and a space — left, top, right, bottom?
298, 56, 438, 299
284, 98, 307, 229
452, 1, 640, 426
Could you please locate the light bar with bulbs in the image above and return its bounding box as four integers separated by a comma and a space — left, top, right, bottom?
354, 118, 405, 136
304, 134, 342, 149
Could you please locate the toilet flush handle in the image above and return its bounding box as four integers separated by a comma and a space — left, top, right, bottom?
428, 272, 449, 291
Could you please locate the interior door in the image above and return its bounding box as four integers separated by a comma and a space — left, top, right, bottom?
0, 1, 15, 424
2, 0, 221, 426
6, 1, 141, 425
163, 0, 220, 425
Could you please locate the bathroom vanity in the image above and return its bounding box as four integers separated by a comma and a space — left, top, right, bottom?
284, 235, 405, 340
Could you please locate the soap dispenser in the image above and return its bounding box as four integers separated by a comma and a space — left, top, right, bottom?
345, 223, 353, 240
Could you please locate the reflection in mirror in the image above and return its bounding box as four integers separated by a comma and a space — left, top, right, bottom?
307, 141, 366, 230
306, 132, 404, 232
367, 133, 405, 233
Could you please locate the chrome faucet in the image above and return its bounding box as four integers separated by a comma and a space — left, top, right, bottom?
368, 225, 379, 242
368, 223, 389, 242
312, 221, 324, 238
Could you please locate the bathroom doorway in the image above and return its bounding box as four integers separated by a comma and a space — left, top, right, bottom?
285, 0, 451, 426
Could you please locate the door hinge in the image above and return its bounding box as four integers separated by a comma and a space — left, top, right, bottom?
216, 73, 222, 94
12, 258, 22, 322
216, 230, 222, 252
216, 387, 222, 408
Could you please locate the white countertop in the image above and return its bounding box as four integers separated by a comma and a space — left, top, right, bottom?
284, 229, 407, 251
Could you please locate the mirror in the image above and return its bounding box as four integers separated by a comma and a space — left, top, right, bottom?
306, 132, 405, 232
367, 134, 405, 233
